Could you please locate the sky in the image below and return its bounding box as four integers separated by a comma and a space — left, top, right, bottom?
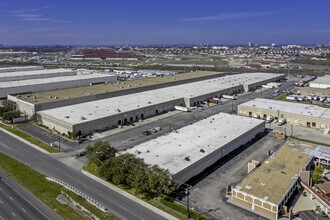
0, 0, 329, 45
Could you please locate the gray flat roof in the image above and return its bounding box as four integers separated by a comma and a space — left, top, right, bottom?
123, 113, 264, 175
0, 66, 42, 72
310, 75, 330, 85
0, 68, 74, 78
39, 73, 283, 125
0, 73, 115, 89
239, 98, 330, 119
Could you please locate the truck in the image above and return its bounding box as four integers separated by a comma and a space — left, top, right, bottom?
174, 106, 190, 112
265, 115, 274, 123
222, 95, 237, 100
277, 118, 286, 126
253, 113, 260, 119
208, 98, 223, 105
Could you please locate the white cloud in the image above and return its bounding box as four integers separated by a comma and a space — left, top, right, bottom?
181, 8, 293, 22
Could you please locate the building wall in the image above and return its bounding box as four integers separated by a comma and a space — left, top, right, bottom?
172, 122, 265, 183
232, 191, 278, 219
238, 105, 330, 130
0, 75, 117, 98
39, 114, 74, 135
0, 66, 43, 73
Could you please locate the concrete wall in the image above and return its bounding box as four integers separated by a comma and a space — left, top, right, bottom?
238, 105, 330, 130
0, 75, 117, 98
172, 122, 265, 183
310, 82, 330, 89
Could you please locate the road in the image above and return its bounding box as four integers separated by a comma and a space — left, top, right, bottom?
0, 131, 167, 220
0, 171, 61, 220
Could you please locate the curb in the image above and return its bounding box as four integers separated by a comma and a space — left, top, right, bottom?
0, 127, 50, 154
81, 170, 178, 220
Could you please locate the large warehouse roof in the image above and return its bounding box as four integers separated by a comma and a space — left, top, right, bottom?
0, 68, 75, 82
38, 73, 283, 125
0, 66, 43, 73
239, 98, 330, 119
0, 73, 114, 89
123, 113, 264, 175
18, 71, 224, 104
309, 75, 330, 88
234, 140, 315, 205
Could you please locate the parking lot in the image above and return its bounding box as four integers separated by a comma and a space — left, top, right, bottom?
183, 134, 285, 220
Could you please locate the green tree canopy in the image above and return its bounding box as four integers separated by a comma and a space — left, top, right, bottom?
86, 141, 117, 166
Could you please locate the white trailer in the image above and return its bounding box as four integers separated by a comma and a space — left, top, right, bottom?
174, 106, 190, 112
222, 95, 237, 100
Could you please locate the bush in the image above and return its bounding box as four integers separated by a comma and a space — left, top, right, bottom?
1, 110, 21, 122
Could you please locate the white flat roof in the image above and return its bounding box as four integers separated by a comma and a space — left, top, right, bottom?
0, 73, 115, 89
0, 66, 42, 72
123, 113, 264, 175
310, 75, 330, 85
0, 68, 74, 78
239, 98, 330, 119
39, 73, 283, 125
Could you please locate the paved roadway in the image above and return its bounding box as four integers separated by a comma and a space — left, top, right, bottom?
0, 131, 167, 220
0, 171, 61, 220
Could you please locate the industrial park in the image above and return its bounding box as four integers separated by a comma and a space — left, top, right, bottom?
0, 1, 329, 220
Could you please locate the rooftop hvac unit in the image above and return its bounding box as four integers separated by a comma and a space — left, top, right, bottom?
80, 116, 86, 120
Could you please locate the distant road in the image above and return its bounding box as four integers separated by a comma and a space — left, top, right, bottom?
0, 170, 61, 220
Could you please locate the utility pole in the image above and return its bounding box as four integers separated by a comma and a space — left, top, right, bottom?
186, 186, 190, 218
58, 132, 61, 152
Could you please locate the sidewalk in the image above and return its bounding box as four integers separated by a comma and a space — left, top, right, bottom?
81, 169, 178, 220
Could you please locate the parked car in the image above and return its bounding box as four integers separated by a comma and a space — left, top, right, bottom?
278, 118, 286, 126
142, 131, 151, 136
265, 116, 274, 123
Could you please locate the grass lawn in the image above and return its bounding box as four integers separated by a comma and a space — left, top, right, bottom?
0, 123, 59, 153
0, 152, 82, 219
84, 162, 210, 220
0, 152, 119, 220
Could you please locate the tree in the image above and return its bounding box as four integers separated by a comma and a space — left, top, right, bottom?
86, 141, 117, 166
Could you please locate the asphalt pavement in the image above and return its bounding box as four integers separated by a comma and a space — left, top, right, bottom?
0, 131, 167, 220
0, 170, 61, 220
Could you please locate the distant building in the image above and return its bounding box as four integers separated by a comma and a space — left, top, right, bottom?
248, 42, 253, 47
71, 49, 144, 60
309, 75, 330, 89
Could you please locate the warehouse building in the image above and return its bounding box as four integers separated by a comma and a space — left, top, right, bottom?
230, 140, 318, 219
0, 74, 117, 98
9, 71, 227, 116
0, 66, 43, 73
238, 98, 330, 130
13, 72, 284, 118
309, 75, 330, 89
124, 113, 265, 183
294, 87, 330, 97
0, 68, 76, 82
37, 73, 283, 135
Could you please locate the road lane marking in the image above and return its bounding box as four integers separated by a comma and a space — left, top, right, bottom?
12, 212, 16, 216
22, 208, 26, 212
0, 200, 3, 204
9, 196, 13, 200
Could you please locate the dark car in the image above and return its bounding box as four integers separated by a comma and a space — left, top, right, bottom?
142, 131, 151, 136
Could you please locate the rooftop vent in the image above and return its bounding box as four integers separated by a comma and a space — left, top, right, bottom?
65, 116, 70, 118
81, 116, 86, 120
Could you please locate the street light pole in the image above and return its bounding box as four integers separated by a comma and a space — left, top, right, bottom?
186, 186, 190, 218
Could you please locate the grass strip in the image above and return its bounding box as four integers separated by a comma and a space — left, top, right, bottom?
0, 123, 59, 153
0, 152, 82, 219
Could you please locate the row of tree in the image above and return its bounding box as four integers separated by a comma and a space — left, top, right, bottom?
86, 141, 176, 198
